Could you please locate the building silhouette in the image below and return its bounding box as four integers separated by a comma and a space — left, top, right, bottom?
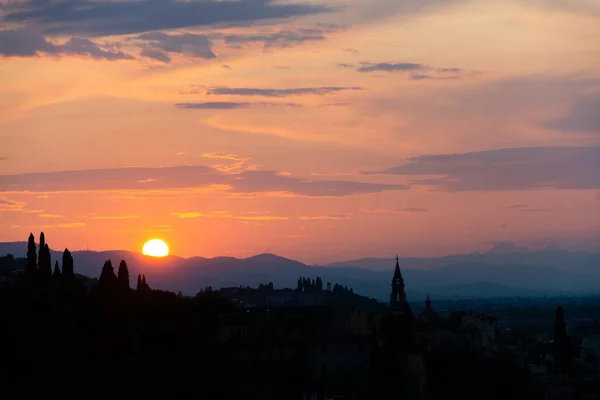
416, 294, 443, 326
390, 255, 409, 313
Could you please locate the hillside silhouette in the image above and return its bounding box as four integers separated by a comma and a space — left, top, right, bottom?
2, 241, 600, 299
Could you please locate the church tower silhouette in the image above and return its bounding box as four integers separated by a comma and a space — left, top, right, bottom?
390, 255, 408, 311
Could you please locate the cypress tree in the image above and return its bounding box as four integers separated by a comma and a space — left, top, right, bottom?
26, 233, 37, 279
40, 243, 52, 279
62, 249, 74, 283
53, 261, 61, 279
38, 232, 46, 272
117, 260, 130, 291
99, 260, 117, 289
136, 274, 142, 291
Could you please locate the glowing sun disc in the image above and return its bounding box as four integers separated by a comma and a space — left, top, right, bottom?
142, 239, 169, 257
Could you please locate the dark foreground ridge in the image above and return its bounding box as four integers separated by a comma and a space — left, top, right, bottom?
1, 233, 599, 399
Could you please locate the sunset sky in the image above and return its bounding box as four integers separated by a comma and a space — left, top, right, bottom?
1, 0, 599, 263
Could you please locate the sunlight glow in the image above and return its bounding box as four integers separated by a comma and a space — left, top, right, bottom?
142, 239, 169, 257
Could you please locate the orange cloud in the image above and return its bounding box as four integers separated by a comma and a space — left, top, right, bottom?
39, 214, 65, 218
170, 210, 287, 221
0, 197, 26, 212
92, 215, 139, 220
170, 212, 210, 218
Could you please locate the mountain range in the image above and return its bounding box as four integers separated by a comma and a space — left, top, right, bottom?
1, 241, 599, 300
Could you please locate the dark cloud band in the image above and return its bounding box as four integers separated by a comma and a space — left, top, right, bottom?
370, 147, 600, 191
4, 0, 330, 37
0, 166, 408, 197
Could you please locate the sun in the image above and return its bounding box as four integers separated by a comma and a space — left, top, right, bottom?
142, 239, 169, 257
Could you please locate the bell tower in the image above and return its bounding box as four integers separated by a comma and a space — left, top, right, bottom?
390, 255, 407, 310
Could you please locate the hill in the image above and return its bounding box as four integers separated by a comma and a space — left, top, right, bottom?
2, 241, 600, 300
327, 243, 600, 276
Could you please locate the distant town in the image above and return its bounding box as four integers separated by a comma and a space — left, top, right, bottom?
1, 233, 599, 399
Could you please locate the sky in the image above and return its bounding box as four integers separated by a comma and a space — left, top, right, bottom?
0, 0, 599, 263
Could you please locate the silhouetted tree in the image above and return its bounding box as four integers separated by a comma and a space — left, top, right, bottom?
297, 277, 302, 292
141, 275, 150, 291
62, 248, 74, 283
38, 231, 46, 273
26, 233, 37, 279
39, 243, 52, 280
268, 282, 274, 291
117, 260, 130, 291
98, 260, 117, 290
136, 274, 142, 291
53, 261, 61, 280
316, 277, 323, 291
554, 306, 573, 380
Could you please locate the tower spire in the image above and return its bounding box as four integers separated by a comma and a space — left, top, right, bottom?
390, 253, 407, 309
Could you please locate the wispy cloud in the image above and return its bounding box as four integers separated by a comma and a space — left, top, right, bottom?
221, 24, 345, 49
507, 204, 551, 212
357, 62, 428, 73
361, 207, 427, 214
92, 215, 139, 220
298, 214, 350, 220
200, 86, 363, 97
235, 215, 289, 221
507, 204, 530, 209
202, 153, 248, 162
0, 30, 133, 60
355, 61, 473, 81
0, 197, 26, 212
170, 212, 208, 219
135, 32, 215, 63
201, 152, 250, 173
343, 48, 360, 55
170, 211, 287, 221
39, 214, 64, 218
175, 102, 301, 109
0, 165, 409, 197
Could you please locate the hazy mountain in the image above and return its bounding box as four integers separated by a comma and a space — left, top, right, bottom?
327, 243, 600, 276
1, 241, 599, 300
487, 242, 532, 254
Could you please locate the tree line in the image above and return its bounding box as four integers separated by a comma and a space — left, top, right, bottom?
296, 276, 353, 294
25, 232, 150, 295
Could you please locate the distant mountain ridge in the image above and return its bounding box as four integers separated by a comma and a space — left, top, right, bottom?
326, 242, 600, 275
1, 241, 599, 300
